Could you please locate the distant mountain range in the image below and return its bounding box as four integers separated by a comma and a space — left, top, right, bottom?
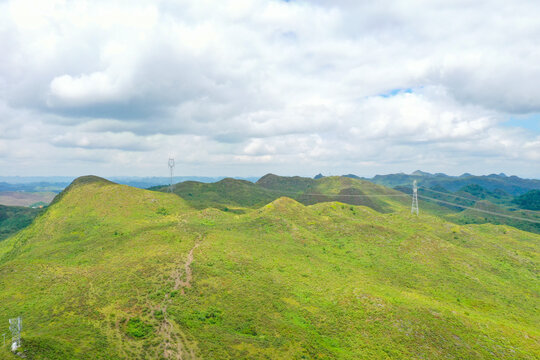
343, 171, 540, 233
3, 172, 540, 194
339, 171, 540, 196
0, 176, 260, 193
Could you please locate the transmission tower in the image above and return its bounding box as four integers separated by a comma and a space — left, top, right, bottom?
168, 158, 175, 193
8, 317, 22, 351
411, 180, 419, 215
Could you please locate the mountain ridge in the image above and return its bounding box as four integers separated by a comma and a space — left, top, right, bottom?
0, 178, 538, 359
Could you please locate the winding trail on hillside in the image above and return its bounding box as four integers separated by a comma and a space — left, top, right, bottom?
157, 239, 201, 360
172, 243, 199, 294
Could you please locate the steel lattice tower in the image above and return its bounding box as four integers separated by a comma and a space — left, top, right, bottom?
411, 180, 419, 215
168, 158, 175, 193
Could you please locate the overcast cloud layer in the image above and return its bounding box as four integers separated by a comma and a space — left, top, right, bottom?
1, 0, 539, 178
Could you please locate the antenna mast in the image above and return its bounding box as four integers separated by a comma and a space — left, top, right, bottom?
411, 180, 419, 215
9, 317, 22, 351
168, 158, 175, 193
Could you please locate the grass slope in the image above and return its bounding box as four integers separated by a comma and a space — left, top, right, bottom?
158, 178, 277, 211
0, 178, 538, 359
395, 184, 540, 234
448, 200, 540, 234
158, 174, 421, 215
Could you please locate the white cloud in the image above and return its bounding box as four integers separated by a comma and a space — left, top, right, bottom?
0, 0, 539, 177
52, 131, 159, 151
48, 72, 125, 107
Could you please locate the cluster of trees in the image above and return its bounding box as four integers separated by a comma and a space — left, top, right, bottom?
513, 190, 540, 210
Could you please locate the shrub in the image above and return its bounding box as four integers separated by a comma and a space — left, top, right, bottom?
156, 207, 170, 215
154, 310, 164, 321
126, 318, 153, 338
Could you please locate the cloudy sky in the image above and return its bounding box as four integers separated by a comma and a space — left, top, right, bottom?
1, 0, 539, 178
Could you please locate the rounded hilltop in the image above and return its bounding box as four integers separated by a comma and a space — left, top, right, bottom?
69, 175, 116, 187
261, 196, 305, 214
50, 175, 116, 206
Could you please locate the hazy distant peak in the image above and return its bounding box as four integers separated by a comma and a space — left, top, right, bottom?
411, 170, 432, 176
341, 174, 361, 179
256, 173, 279, 183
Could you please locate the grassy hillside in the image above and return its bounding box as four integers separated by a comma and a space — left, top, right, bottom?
0, 177, 538, 359
155, 178, 277, 212
393, 183, 540, 234
448, 200, 540, 234
256, 173, 316, 192
0, 205, 42, 241
159, 175, 423, 215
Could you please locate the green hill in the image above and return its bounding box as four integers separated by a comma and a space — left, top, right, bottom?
155, 178, 277, 212
393, 183, 540, 234
513, 190, 540, 211
449, 200, 540, 234
160, 174, 416, 214
457, 184, 512, 203
366, 171, 540, 196
0, 177, 538, 359
256, 173, 316, 193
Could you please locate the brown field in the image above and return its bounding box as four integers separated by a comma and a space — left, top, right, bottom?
0, 191, 56, 206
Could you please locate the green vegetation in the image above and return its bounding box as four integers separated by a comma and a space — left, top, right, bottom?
457, 184, 513, 204
394, 183, 540, 234
514, 190, 540, 210
0, 205, 42, 241
366, 171, 540, 195
157, 174, 404, 214
0, 176, 538, 359
448, 200, 540, 234
126, 318, 153, 338
163, 174, 540, 234
256, 173, 315, 192
29, 201, 49, 208
157, 178, 278, 211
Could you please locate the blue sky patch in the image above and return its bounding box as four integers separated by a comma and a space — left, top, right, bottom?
504, 113, 540, 133
379, 88, 413, 98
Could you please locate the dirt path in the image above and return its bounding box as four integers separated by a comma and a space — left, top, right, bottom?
172, 243, 199, 294
154, 240, 201, 360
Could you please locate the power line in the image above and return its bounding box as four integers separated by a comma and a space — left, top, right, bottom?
170, 180, 539, 224
419, 186, 540, 215
506, 207, 540, 215
261, 186, 540, 224
417, 194, 540, 224
261, 187, 408, 198
418, 186, 479, 202
295, 193, 407, 198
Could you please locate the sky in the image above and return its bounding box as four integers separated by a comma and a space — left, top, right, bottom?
1, 0, 539, 178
